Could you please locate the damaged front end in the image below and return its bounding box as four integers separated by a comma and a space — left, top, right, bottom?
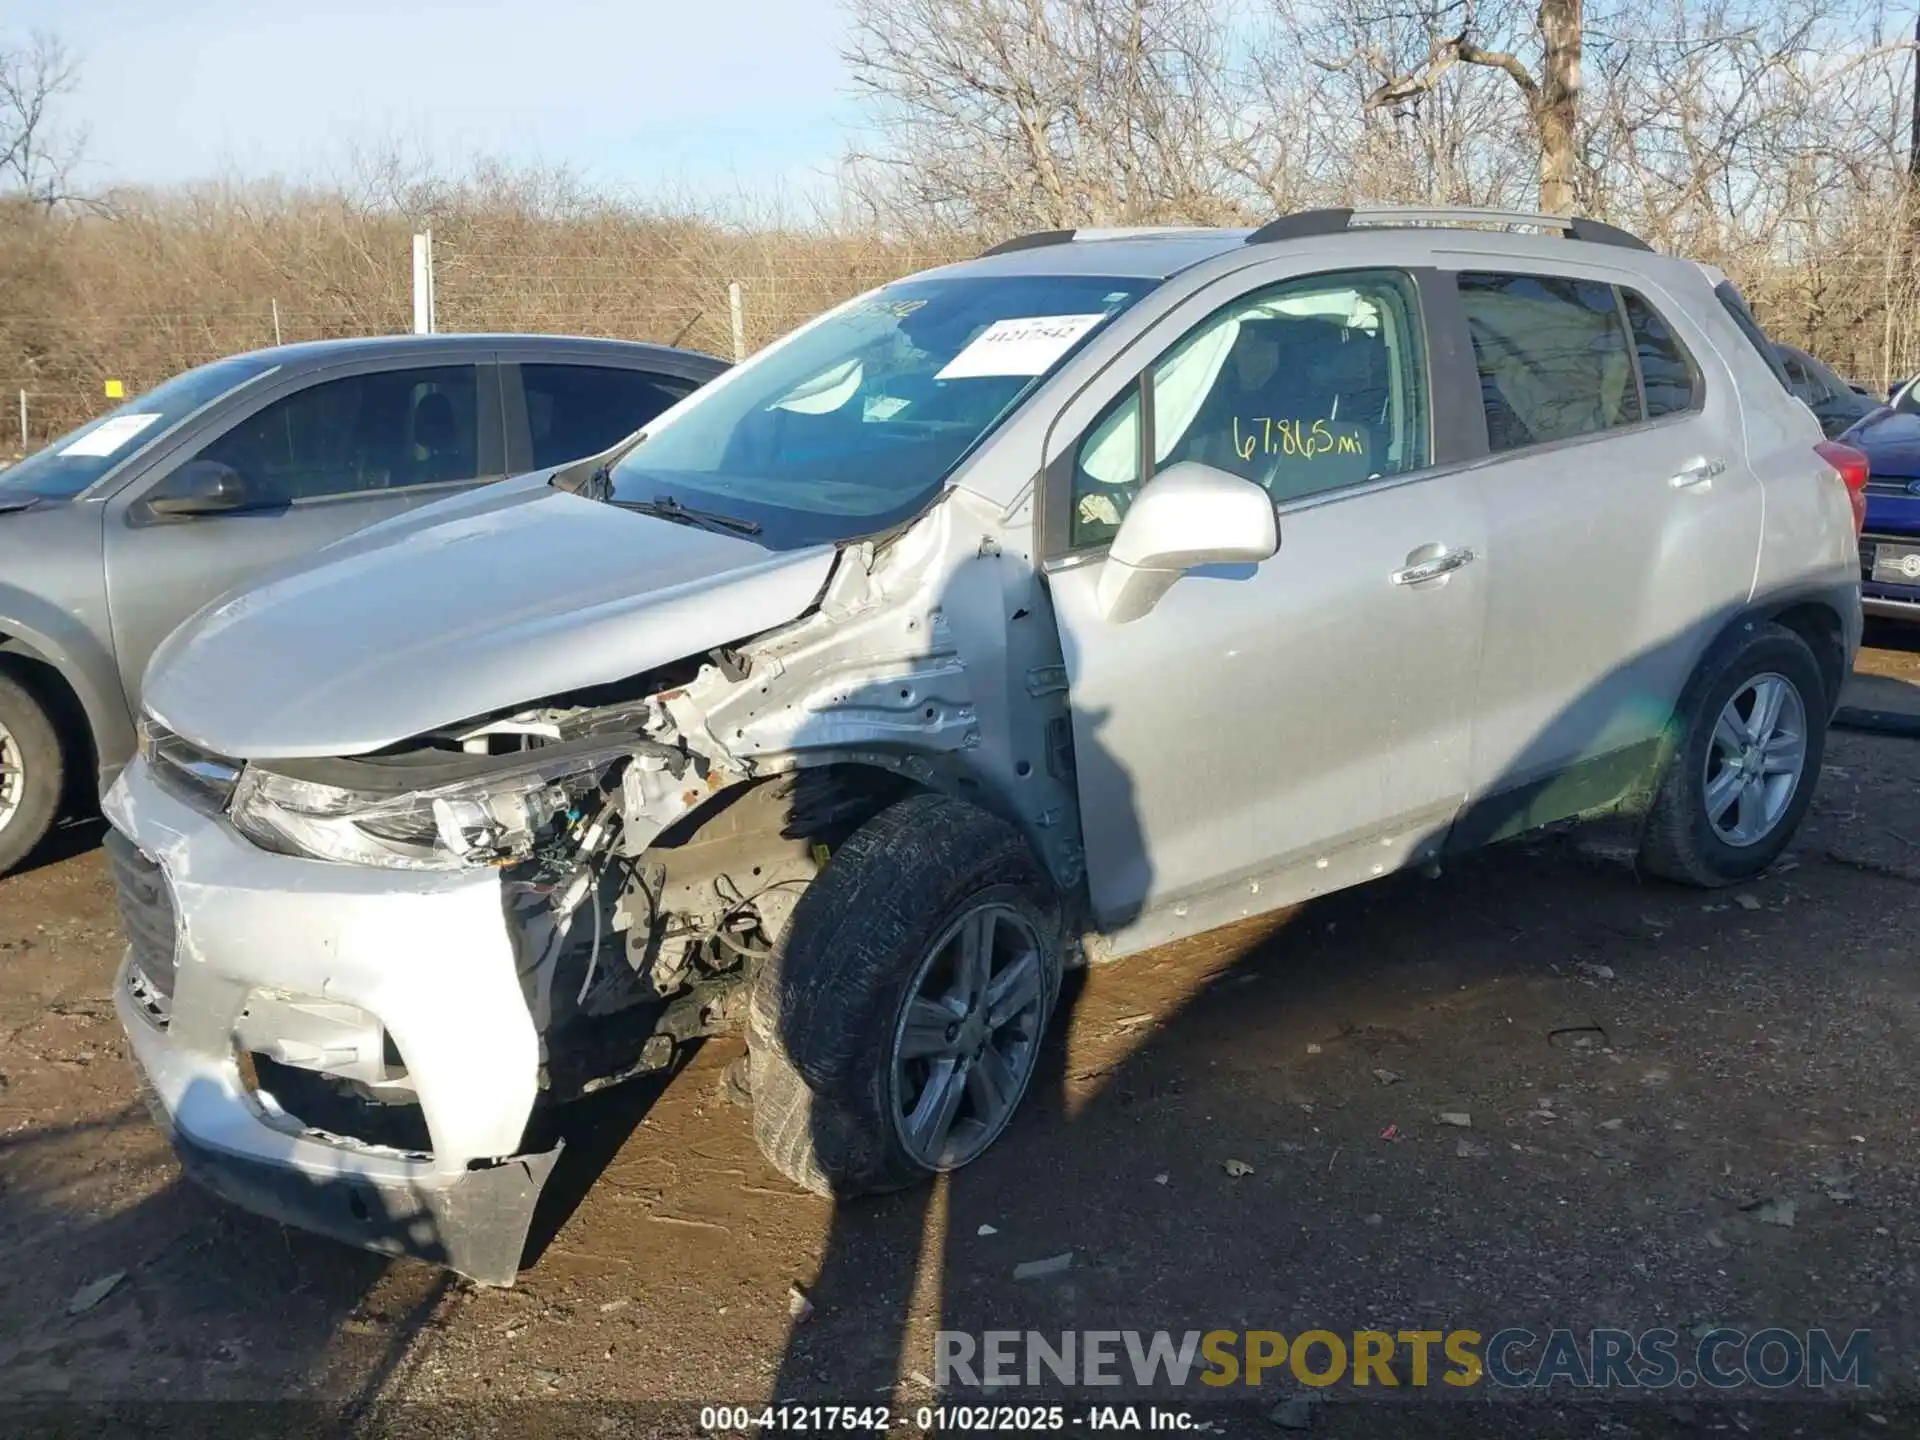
118, 491, 1080, 1284
218, 488, 1075, 1118
118, 691, 779, 1286
217, 678, 858, 1112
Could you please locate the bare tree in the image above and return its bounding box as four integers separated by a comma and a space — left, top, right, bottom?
10, 0, 1920, 442
1351, 0, 1585, 211
0, 31, 83, 208
841, 0, 1249, 234
1265, 0, 1535, 206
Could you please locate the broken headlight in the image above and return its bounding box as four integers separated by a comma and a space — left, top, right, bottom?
228, 742, 638, 870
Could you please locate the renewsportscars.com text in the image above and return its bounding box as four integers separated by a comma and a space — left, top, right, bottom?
935, 1327, 1873, 1391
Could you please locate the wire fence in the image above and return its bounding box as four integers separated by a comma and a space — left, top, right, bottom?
2, 233, 971, 455
431, 237, 969, 358
7, 228, 1920, 457
1, 300, 410, 454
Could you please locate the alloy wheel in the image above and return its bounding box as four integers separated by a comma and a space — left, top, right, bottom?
1702, 671, 1807, 848
0, 717, 22, 833
889, 901, 1048, 1169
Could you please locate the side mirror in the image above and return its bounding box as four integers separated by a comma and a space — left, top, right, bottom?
144, 460, 254, 519
1096, 461, 1279, 623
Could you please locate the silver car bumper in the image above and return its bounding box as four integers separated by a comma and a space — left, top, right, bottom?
1863, 593, 1920, 621
104, 754, 558, 1284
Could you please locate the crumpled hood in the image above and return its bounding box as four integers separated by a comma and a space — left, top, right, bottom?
144, 483, 836, 759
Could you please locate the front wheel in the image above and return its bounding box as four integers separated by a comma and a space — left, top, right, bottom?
746, 792, 1062, 1198
0, 674, 63, 878
1638, 622, 1828, 887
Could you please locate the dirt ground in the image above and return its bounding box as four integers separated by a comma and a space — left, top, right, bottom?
3, 627, 1920, 1437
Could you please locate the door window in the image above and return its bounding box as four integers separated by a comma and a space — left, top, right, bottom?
522, 364, 695, 469
181, 366, 481, 503
1620, 289, 1702, 419
1071, 270, 1430, 546
1459, 272, 1643, 453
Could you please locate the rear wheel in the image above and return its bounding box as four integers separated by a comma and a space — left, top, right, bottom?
746, 792, 1061, 1198
0, 674, 63, 877
1638, 623, 1827, 887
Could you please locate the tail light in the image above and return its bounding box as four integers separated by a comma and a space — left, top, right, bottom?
1815, 440, 1869, 535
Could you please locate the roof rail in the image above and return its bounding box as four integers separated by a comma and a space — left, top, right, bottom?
980, 229, 1078, 257
977, 224, 1214, 258
1245, 204, 1652, 252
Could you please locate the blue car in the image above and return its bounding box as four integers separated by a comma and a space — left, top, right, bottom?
1841, 383, 1920, 621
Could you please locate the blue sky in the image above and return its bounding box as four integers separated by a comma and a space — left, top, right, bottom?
16, 0, 857, 197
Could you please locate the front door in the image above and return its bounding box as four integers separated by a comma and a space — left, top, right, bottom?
102, 359, 505, 706
1045, 266, 1488, 955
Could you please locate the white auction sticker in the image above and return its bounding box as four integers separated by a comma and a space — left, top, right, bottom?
58, 412, 163, 458
935, 314, 1108, 380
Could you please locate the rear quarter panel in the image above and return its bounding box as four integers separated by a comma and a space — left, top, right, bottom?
1676, 271, 1858, 604
1752, 422, 1863, 604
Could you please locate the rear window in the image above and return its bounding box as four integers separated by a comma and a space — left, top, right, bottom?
523, 365, 694, 469
1621, 289, 1702, 419
1713, 281, 1794, 391
1458, 272, 1642, 452
1798, 348, 1853, 403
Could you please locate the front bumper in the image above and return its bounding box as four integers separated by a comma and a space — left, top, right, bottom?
105, 754, 557, 1285
1863, 589, 1920, 621
138, 1072, 559, 1285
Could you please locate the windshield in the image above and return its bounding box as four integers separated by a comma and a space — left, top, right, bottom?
603, 273, 1155, 546
0, 356, 278, 501
1894, 378, 1920, 415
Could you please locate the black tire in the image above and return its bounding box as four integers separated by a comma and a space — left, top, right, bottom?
0, 673, 63, 877
746, 792, 1062, 1198
1637, 622, 1827, 888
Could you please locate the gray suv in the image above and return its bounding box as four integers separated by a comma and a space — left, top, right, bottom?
0, 334, 725, 872
104, 207, 1863, 1283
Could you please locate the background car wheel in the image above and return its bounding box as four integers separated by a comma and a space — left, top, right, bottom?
746, 792, 1062, 1198
0, 673, 63, 877
1637, 622, 1828, 888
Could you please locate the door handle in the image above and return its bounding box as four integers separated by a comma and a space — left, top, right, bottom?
1391, 547, 1476, 586
1670, 457, 1726, 489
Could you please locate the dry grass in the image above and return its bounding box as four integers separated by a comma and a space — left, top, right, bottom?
0, 176, 972, 451
2, 165, 1916, 454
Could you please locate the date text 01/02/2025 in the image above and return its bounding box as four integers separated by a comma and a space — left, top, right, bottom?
697, 1404, 1206, 1431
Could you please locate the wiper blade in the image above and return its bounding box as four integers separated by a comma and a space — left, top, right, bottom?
612, 494, 761, 536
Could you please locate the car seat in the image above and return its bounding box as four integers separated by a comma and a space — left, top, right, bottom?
412, 392, 466, 484
1245, 317, 1376, 499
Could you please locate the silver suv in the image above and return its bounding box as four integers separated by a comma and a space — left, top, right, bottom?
105, 207, 1864, 1283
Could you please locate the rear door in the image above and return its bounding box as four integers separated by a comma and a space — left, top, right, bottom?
1447, 264, 1763, 840
1044, 261, 1489, 953
102, 356, 506, 704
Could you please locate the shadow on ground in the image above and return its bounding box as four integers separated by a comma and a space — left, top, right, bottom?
768, 727, 1920, 1434
12, 814, 108, 878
